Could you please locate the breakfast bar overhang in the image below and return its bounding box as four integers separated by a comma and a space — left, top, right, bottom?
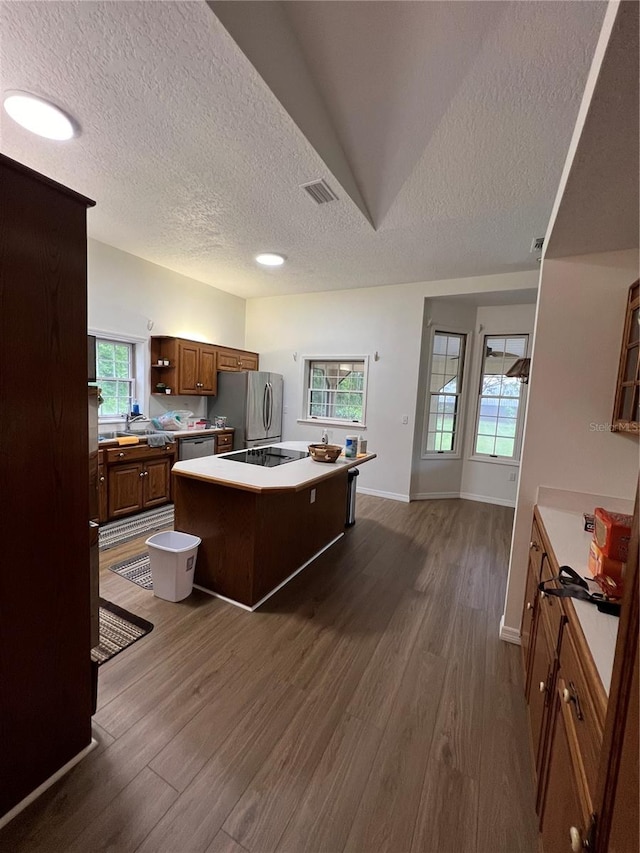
171, 441, 376, 609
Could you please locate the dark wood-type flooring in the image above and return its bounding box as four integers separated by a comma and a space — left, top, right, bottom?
0, 496, 538, 853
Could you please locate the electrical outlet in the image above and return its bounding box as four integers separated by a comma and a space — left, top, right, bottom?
310, 488, 316, 504
402, 415, 409, 425
283, 406, 288, 414
509, 471, 517, 482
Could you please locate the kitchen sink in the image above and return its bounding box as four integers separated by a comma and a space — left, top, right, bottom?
97, 429, 173, 442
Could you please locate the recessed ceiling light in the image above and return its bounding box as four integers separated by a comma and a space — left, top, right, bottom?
256, 253, 286, 267
3, 91, 78, 140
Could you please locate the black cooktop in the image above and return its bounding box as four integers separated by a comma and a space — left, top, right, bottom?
224, 447, 310, 467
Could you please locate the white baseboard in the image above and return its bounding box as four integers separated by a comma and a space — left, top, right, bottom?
499, 615, 521, 645
0, 737, 98, 831
357, 487, 410, 503
411, 491, 460, 500
460, 492, 516, 508
411, 491, 516, 507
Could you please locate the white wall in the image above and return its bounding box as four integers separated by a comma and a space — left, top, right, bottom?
246, 270, 539, 501
503, 249, 639, 634
460, 303, 537, 505
88, 239, 246, 418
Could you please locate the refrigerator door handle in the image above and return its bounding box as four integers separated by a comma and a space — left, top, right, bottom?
262, 384, 268, 432
266, 382, 273, 432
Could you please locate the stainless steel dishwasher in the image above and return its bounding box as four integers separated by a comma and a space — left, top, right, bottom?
178, 434, 217, 461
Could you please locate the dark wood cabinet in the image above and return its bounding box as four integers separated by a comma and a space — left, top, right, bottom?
98, 460, 108, 523
0, 155, 95, 817
105, 444, 175, 520
612, 280, 639, 433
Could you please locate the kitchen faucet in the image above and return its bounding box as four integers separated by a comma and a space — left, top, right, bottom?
125, 413, 147, 426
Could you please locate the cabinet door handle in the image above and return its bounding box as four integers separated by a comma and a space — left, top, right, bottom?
526, 602, 533, 611
530, 541, 539, 551
99, 476, 105, 483
562, 682, 584, 721
539, 591, 546, 600
139, 472, 145, 478
569, 826, 588, 851
539, 680, 547, 694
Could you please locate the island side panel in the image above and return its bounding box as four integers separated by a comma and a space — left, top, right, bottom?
173, 473, 257, 605
253, 470, 349, 605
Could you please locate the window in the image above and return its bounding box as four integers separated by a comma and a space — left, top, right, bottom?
304, 358, 367, 425
473, 335, 528, 459
424, 331, 467, 454
96, 338, 135, 419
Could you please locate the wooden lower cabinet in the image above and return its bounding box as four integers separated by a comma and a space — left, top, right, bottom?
215, 430, 233, 454
540, 682, 592, 853
105, 444, 175, 520
522, 504, 638, 853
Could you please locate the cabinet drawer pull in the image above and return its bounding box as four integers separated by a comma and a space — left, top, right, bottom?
562, 681, 584, 721
569, 825, 588, 851
118, 452, 125, 457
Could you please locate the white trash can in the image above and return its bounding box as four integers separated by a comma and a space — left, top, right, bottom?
146, 531, 201, 602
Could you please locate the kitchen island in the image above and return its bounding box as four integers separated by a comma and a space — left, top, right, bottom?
172, 441, 376, 609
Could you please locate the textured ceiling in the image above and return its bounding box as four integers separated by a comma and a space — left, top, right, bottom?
546, 0, 639, 259
0, 1, 605, 298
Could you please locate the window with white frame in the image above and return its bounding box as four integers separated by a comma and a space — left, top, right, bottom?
304, 358, 367, 425
424, 331, 467, 454
96, 338, 135, 419
473, 334, 528, 459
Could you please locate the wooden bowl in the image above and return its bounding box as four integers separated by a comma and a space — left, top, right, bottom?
308, 443, 343, 463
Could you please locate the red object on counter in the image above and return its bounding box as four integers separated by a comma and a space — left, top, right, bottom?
593, 507, 633, 561
588, 540, 625, 598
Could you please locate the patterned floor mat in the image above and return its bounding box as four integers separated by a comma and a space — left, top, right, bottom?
91, 598, 153, 665
99, 505, 174, 550
109, 553, 153, 590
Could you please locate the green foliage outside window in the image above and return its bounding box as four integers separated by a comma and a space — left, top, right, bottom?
97, 340, 134, 417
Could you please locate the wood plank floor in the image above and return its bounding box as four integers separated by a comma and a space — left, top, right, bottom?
0, 496, 538, 853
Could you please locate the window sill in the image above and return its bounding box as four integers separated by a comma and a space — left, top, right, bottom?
297, 418, 367, 430
468, 454, 520, 467
421, 452, 462, 461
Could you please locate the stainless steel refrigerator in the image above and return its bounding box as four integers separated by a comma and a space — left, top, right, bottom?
208, 371, 283, 448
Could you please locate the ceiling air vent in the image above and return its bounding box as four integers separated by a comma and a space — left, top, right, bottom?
530, 236, 545, 253
301, 179, 338, 205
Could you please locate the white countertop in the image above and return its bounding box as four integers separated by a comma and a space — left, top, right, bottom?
536, 504, 619, 695
172, 440, 376, 493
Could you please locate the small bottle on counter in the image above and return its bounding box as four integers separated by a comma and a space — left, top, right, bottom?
321, 429, 329, 445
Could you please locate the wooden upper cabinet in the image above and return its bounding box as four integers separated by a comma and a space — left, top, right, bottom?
150, 336, 218, 396
216, 346, 259, 372
612, 280, 639, 434
199, 344, 218, 393
177, 340, 201, 394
